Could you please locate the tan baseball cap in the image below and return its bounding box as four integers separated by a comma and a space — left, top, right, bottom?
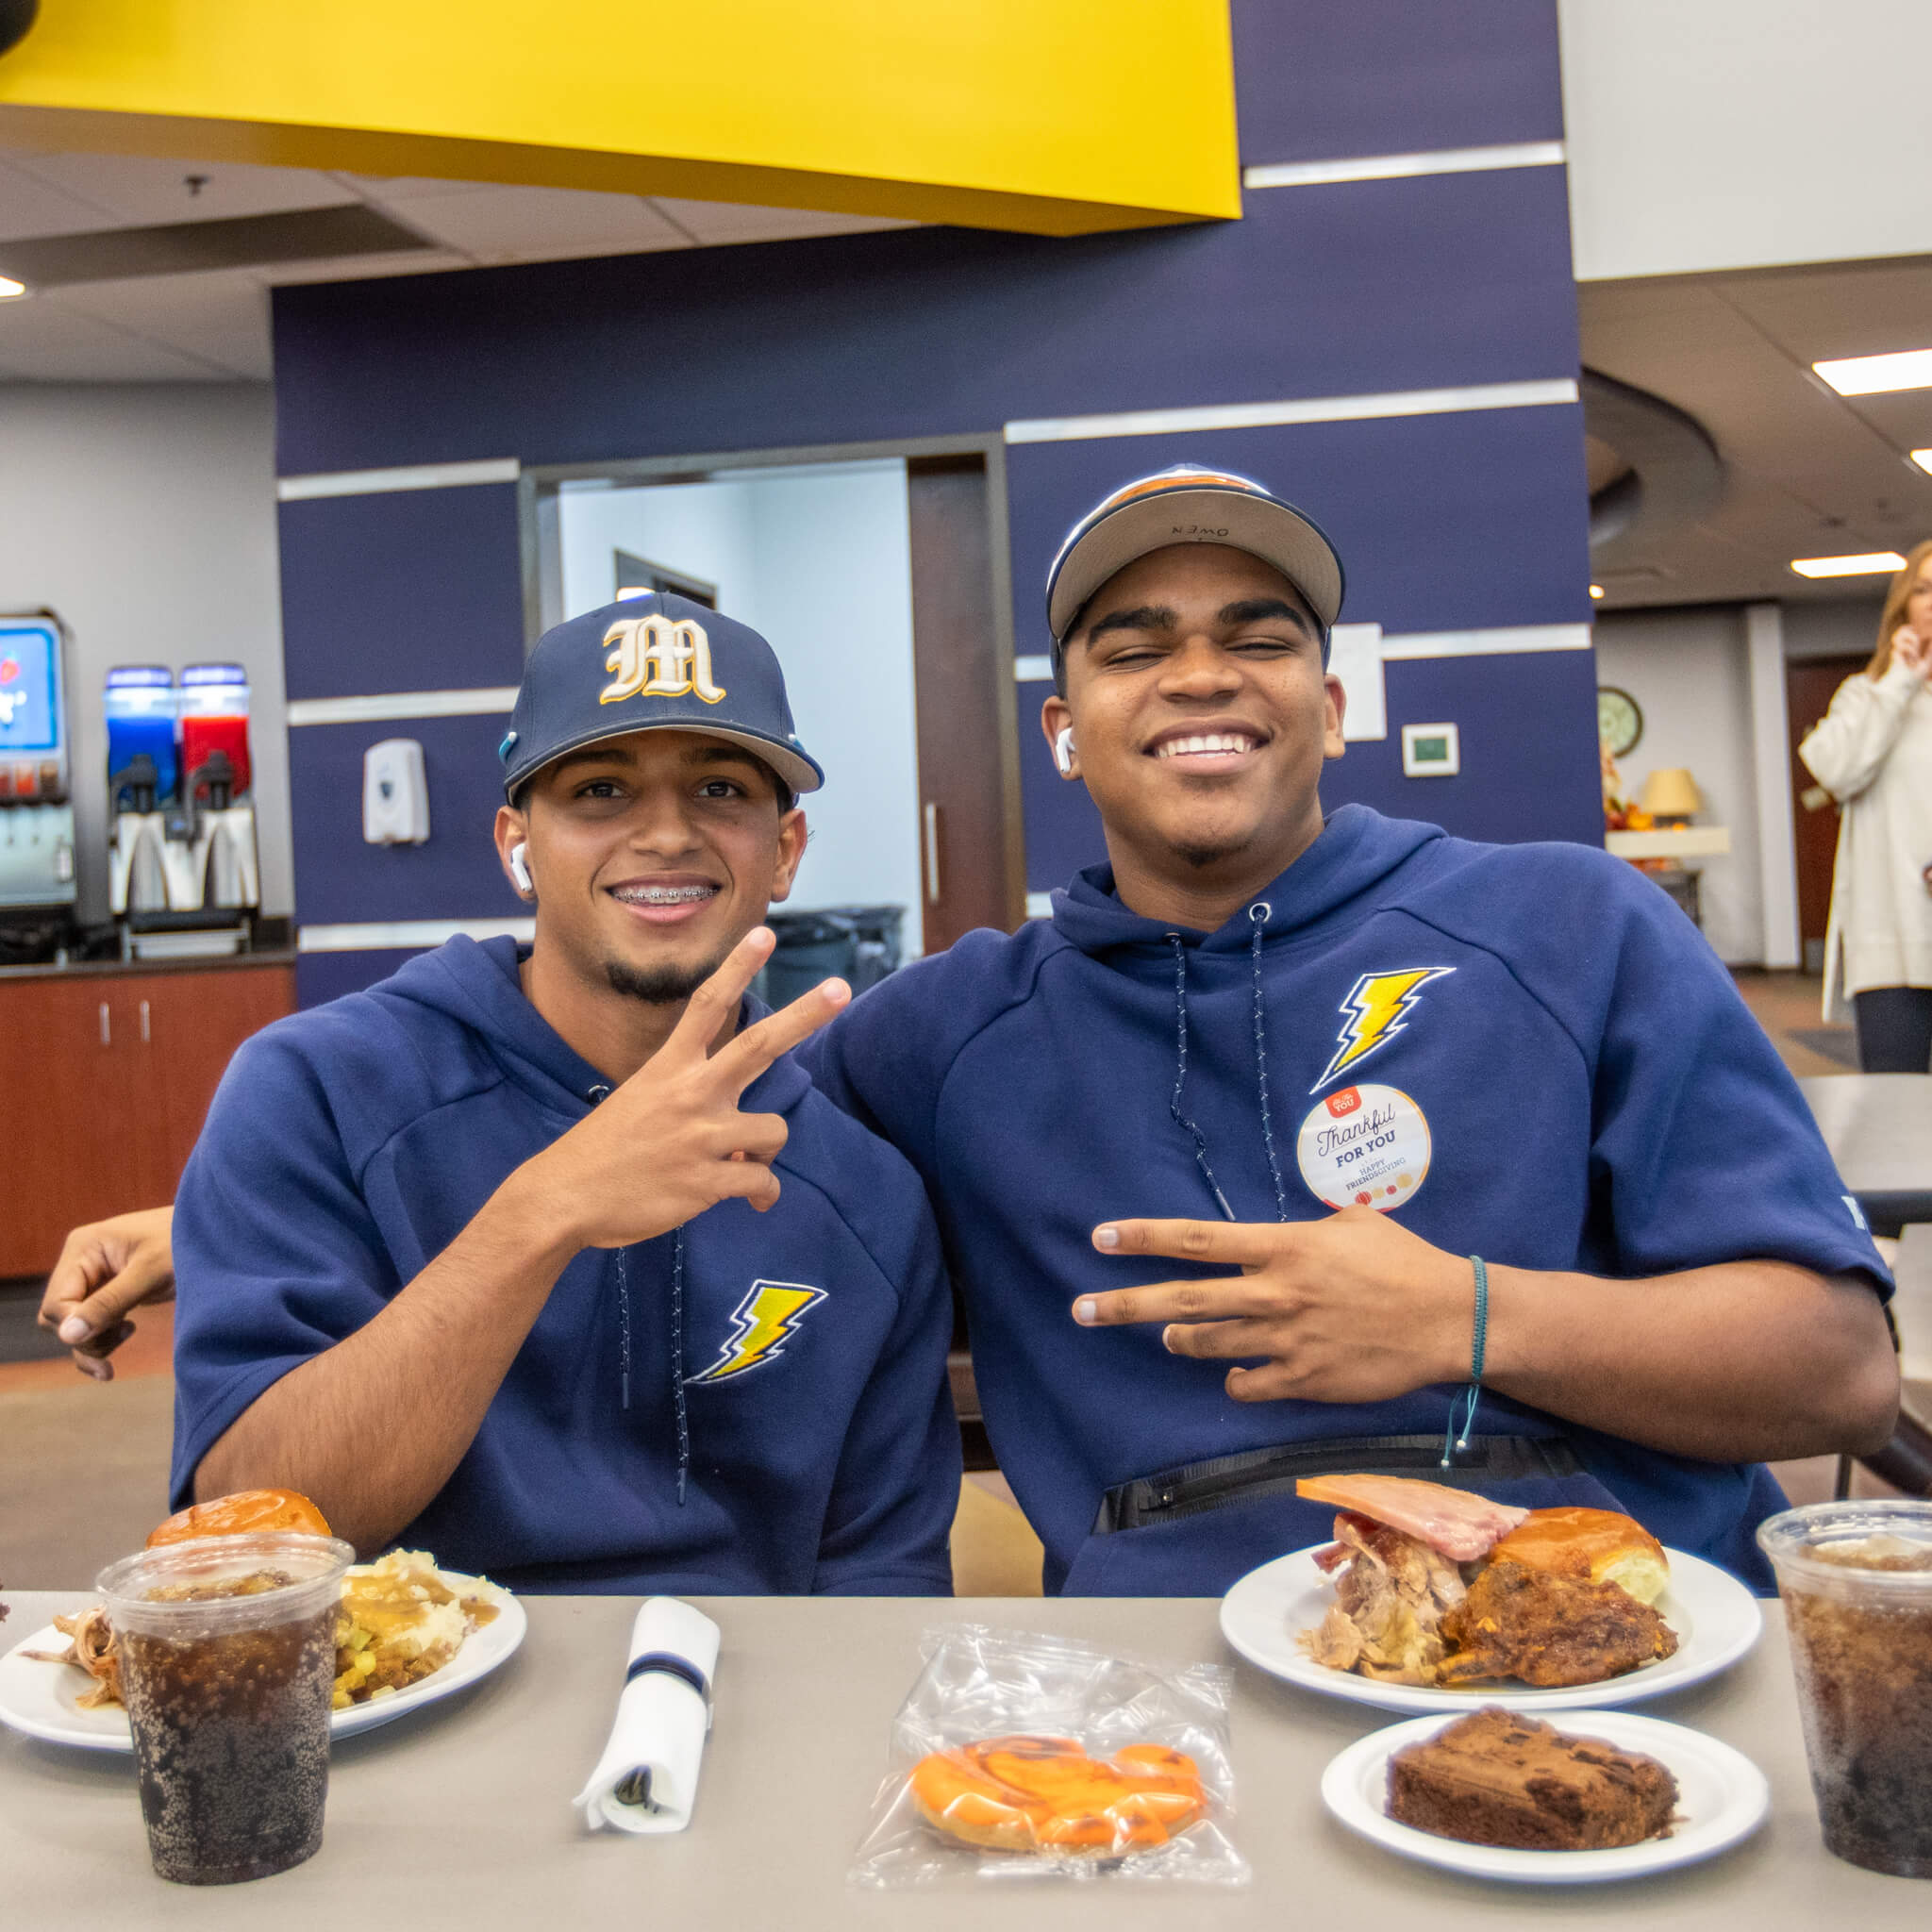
1045, 463, 1345, 653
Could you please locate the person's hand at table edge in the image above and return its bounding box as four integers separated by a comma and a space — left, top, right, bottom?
38, 1207, 176, 1381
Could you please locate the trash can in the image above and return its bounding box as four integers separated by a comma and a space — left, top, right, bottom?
821, 905, 905, 994
757, 905, 906, 1008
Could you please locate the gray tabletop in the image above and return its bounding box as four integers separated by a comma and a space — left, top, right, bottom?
1798, 1074, 1932, 1233
3, 1590, 1927, 1925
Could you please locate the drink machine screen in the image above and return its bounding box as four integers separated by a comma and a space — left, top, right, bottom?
0, 618, 68, 800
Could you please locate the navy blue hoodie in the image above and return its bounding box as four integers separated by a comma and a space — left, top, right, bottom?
171, 936, 958, 1595
803, 806, 1890, 1596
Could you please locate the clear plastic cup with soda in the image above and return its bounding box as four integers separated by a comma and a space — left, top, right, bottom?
97, 1532, 352, 1885
1757, 1500, 1932, 1878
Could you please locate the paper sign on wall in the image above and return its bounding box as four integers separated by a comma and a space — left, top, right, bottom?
1328, 622, 1385, 742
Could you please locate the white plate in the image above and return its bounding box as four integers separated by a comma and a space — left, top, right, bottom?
1221, 1543, 1760, 1713
1321, 1707, 1770, 1883
0, 1575, 525, 1753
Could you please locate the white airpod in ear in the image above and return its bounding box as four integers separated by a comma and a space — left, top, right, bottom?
508, 841, 533, 893
1054, 726, 1076, 777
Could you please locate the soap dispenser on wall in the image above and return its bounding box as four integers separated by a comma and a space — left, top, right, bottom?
362, 738, 430, 845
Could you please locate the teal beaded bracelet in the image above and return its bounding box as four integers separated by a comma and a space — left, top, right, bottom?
1440, 1255, 1489, 1468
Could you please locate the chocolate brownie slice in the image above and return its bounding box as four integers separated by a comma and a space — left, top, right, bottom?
1387, 1707, 1678, 1851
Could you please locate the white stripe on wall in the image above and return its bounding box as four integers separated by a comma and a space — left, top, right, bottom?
1013, 623, 1589, 683
1378, 622, 1591, 659
1024, 891, 1055, 920
276, 458, 521, 502
1004, 377, 1577, 446
298, 918, 535, 954
1243, 141, 1565, 192
286, 688, 519, 727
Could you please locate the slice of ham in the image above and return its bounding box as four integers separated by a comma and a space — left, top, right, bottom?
1296, 1474, 1528, 1562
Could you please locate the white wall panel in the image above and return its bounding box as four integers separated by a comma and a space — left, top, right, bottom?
1592, 607, 1764, 964
1560, 0, 1932, 279
0, 383, 291, 921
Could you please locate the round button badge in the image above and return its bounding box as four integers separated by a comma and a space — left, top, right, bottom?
1295, 1083, 1432, 1211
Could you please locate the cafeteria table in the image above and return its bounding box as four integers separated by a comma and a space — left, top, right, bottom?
3, 1590, 1927, 1926
1798, 1074, 1932, 1236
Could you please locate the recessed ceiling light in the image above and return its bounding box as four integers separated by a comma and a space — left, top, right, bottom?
1790, 551, 1907, 578
0, 276, 25, 300
1912, 449, 1932, 476
1589, 583, 1605, 600
1813, 349, 1932, 395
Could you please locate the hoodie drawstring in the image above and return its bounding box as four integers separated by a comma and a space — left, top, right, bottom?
1166, 902, 1290, 1223
670, 1225, 690, 1507
1248, 904, 1291, 1221
615, 1245, 633, 1410
612, 1233, 690, 1507
595, 1077, 690, 1507
1167, 934, 1236, 1222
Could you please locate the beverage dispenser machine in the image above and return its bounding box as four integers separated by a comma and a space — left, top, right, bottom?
0, 613, 76, 922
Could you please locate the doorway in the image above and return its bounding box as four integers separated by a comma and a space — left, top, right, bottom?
1786, 654, 1866, 975
525, 445, 1024, 957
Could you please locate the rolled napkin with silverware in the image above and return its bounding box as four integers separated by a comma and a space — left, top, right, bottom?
573, 1596, 721, 1835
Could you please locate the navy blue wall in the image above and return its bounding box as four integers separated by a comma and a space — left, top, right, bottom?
273, 169, 1578, 476
279, 486, 525, 699
289, 711, 525, 925
1231, 1, 1564, 164
270, 0, 1593, 994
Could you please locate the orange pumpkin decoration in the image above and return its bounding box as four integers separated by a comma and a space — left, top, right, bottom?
146, 1488, 332, 1547
908, 1734, 1205, 1854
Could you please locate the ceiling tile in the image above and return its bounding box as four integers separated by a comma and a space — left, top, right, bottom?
0, 295, 229, 380
648, 198, 915, 247
0, 158, 127, 242
383, 185, 688, 261
52, 271, 272, 379
4, 152, 357, 227
258, 247, 475, 286
1719, 261, 1932, 364
339, 172, 516, 201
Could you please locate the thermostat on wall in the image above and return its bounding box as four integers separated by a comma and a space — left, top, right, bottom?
1401, 723, 1459, 777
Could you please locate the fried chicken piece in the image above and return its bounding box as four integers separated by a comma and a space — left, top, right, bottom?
1438, 1559, 1678, 1688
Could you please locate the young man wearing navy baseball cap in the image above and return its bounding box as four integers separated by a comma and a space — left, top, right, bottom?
167, 593, 959, 1593
802, 464, 1899, 1595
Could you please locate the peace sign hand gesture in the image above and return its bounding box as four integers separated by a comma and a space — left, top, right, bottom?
518, 926, 848, 1252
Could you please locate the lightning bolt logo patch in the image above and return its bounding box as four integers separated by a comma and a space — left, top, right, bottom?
1312, 967, 1454, 1092
687, 1279, 826, 1385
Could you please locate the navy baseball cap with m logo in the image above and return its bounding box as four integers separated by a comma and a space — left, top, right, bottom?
498, 592, 824, 800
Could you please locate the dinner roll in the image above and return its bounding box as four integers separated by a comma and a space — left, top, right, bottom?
1486, 1507, 1669, 1605
147, 1488, 333, 1547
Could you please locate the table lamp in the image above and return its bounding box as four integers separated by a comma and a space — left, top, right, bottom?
1639, 767, 1702, 827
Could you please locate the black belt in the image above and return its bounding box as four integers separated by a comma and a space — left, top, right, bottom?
1092, 1433, 1584, 1534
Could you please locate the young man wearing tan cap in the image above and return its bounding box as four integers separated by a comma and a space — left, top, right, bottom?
800, 464, 1898, 1595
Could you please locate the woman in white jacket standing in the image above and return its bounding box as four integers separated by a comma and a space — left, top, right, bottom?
1800, 540, 1932, 1068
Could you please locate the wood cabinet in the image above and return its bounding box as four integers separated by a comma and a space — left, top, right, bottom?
0, 961, 293, 1278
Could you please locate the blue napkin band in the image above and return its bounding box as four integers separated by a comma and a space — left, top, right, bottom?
625, 1651, 710, 1704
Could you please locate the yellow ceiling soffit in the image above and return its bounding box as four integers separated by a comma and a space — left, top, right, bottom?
0, 2, 1241, 236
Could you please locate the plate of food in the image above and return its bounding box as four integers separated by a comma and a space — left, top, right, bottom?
0, 1490, 525, 1752
1320, 1705, 1770, 1883
1219, 1474, 1761, 1712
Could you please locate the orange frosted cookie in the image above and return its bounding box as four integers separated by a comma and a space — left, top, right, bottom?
908, 1734, 1205, 1854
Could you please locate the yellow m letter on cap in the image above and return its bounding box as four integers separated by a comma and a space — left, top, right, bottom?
600, 614, 726, 706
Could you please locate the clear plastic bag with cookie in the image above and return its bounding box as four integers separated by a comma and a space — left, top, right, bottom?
848, 1623, 1248, 1887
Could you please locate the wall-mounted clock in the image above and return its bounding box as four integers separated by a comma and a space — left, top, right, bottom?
1597, 686, 1643, 758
